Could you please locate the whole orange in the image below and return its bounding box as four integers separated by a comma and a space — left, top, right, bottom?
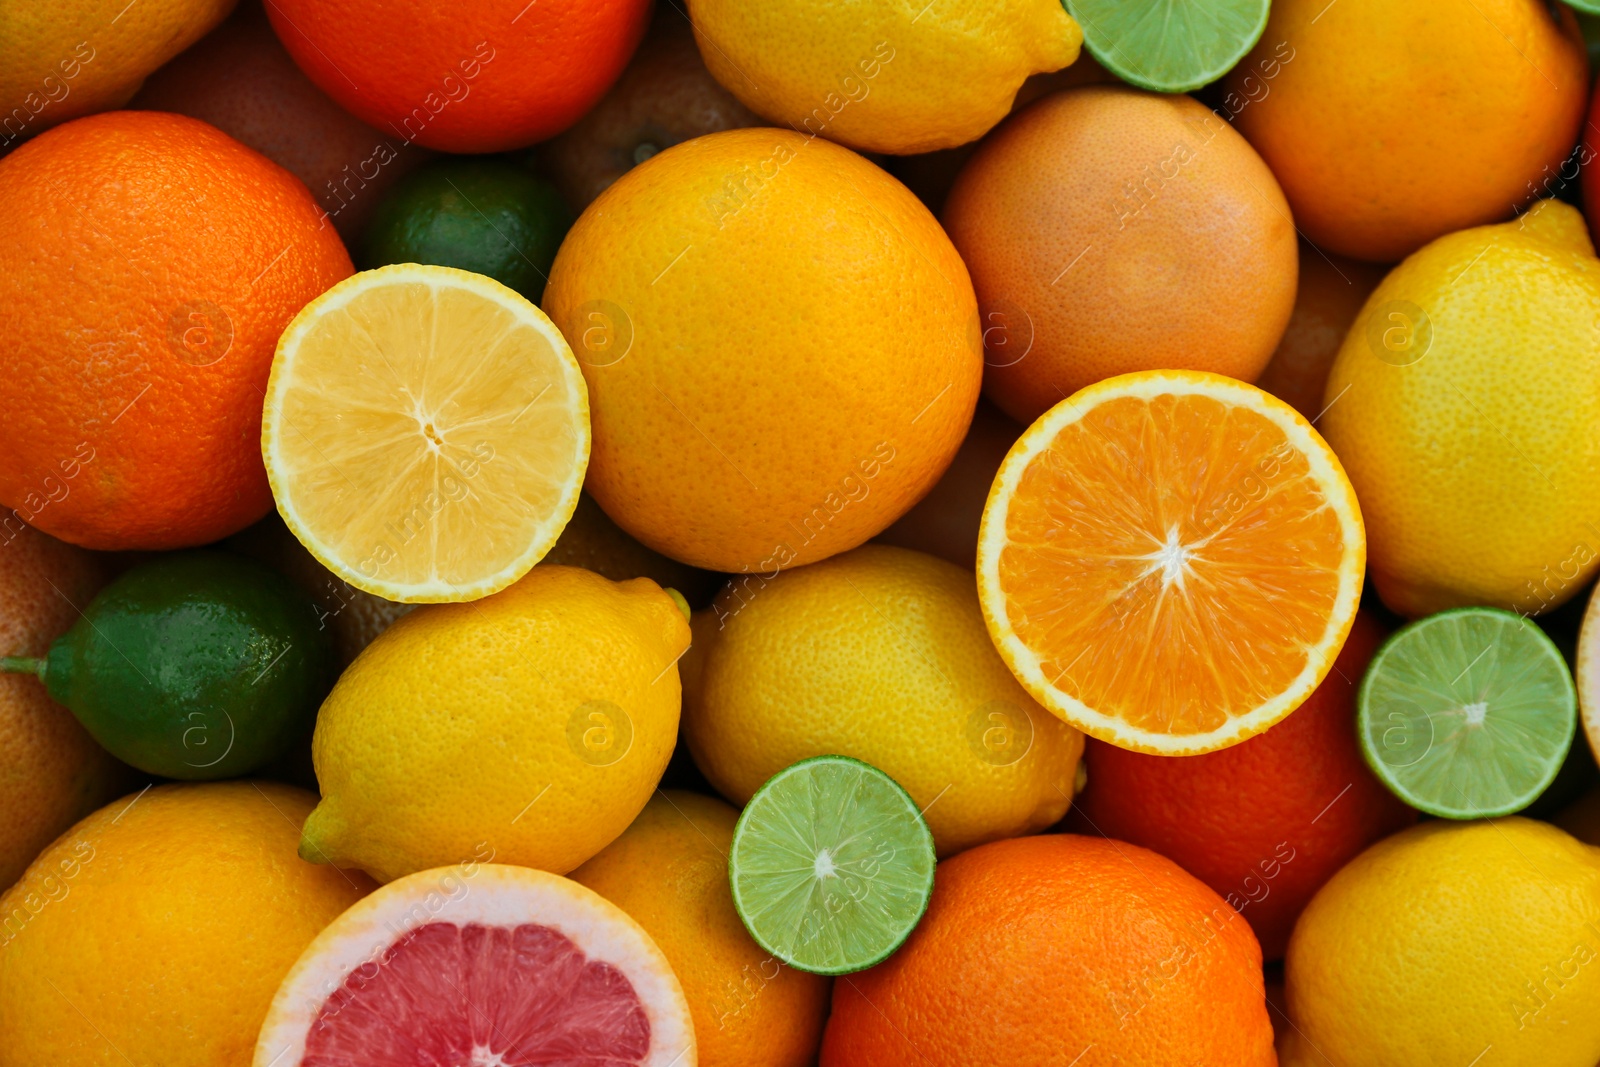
0, 111, 352, 550
1069, 610, 1416, 960
544, 128, 981, 573
943, 86, 1297, 425
542, 16, 762, 209
0, 523, 123, 891
1227, 0, 1587, 262
570, 791, 832, 1067
819, 833, 1276, 1066
265, 0, 652, 153
131, 3, 431, 242
1254, 243, 1388, 421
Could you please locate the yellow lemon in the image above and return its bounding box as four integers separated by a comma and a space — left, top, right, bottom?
301, 565, 690, 883
683, 544, 1084, 856
1285, 818, 1600, 1067
1321, 200, 1600, 618
0, 781, 372, 1067
687, 0, 1082, 154
571, 790, 832, 1067
1, 0, 234, 144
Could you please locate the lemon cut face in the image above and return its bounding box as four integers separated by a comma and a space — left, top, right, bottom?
263, 264, 590, 602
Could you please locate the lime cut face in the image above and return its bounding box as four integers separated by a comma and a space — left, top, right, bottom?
1066, 0, 1271, 93
728, 755, 936, 975
1357, 607, 1576, 819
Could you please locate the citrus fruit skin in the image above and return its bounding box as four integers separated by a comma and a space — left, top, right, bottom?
361, 158, 572, 303
1576, 580, 1600, 772
687, 0, 1082, 154
1286, 818, 1600, 1066
35, 552, 335, 781
0, 781, 374, 1067
0, 0, 234, 144
255, 863, 696, 1067
977, 370, 1366, 755
683, 544, 1084, 857
544, 128, 982, 573
0, 110, 353, 551
1071, 610, 1416, 960
265, 0, 652, 153
820, 834, 1276, 1066
943, 87, 1298, 423
1255, 244, 1388, 421
302, 565, 691, 883
129, 3, 431, 242
542, 18, 763, 209
0, 524, 121, 891
571, 791, 832, 1067
1321, 200, 1600, 618
1228, 0, 1588, 262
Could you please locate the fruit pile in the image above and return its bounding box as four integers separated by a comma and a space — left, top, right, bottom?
6, 0, 1600, 1064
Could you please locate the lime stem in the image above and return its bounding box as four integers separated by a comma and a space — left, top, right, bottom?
0, 656, 43, 677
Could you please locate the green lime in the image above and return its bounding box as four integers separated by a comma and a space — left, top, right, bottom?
360, 159, 574, 303
1066, 0, 1271, 93
1357, 607, 1576, 819
728, 755, 936, 975
1, 551, 335, 780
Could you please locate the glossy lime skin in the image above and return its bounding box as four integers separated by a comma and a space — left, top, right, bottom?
360, 159, 574, 302
42, 552, 335, 780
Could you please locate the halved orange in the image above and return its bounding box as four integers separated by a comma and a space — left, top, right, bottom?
976, 370, 1364, 754
262, 264, 590, 603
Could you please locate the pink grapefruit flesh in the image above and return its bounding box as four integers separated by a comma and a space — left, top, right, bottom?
256, 864, 695, 1067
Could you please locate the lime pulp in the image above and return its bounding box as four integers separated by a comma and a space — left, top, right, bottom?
1357, 607, 1576, 819
728, 755, 936, 975
1065, 0, 1271, 93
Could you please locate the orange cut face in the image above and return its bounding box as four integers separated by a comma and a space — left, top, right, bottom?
978, 371, 1364, 754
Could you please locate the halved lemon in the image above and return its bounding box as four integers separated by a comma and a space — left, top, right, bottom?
976, 370, 1365, 755
262, 264, 589, 602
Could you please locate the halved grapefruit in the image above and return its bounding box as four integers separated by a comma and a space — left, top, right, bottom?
976, 370, 1365, 755
254, 864, 695, 1067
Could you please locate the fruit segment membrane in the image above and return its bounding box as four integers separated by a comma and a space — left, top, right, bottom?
995, 391, 1352, 740
302, 921, 652, 1065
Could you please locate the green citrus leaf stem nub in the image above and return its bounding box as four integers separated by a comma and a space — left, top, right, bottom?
1357, 607, 1577, 819
728, 755, 936, 976
0, 656, 44, 677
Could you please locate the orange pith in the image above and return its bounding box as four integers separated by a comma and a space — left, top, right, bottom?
979, 370, 1364, 754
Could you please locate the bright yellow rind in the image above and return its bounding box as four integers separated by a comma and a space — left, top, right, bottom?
976, 369, 1365, 755
262, 264, 590, 603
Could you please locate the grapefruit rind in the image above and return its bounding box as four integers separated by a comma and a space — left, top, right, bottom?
262, 263, 590, 604
976, 369, 1365, 756
254, 864, 695, 1067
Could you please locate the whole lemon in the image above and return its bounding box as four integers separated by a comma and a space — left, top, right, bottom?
0, 781, 372, 1067
1285, 818, 1600, 1067
544, 128, 982, 573
302, 565, 690, 883
683, 544, 1084, 855
1, 0, 235, 145
571, 790, 832, 1067
1321, 200, 1600, 617
687, 0, 1082, 154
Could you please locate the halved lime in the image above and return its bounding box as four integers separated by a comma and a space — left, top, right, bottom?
1357, 607, 1576, 819
728, 755, 936, 975
1066, 0, 1271, 93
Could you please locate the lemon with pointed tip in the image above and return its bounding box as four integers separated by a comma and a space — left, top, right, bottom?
300, 565, 690, 883
1321, 199, 1600, 618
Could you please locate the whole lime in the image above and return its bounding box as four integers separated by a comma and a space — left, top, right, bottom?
360, 159, 573, 302
3, 552, 335, 780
